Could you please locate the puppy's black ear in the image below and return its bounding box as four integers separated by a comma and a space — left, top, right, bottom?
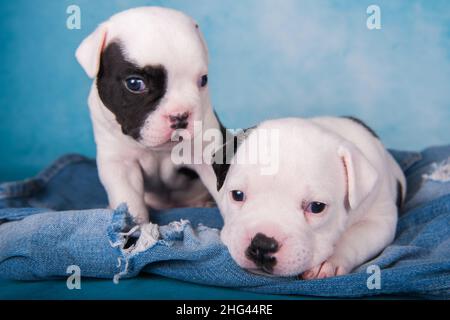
211, 126, 256, 191
212, 161, 231, 191
211, 139, 236, 191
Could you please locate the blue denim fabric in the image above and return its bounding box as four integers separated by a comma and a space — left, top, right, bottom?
0, 147, 449, 299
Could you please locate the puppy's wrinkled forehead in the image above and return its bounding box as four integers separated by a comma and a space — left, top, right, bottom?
106, 7, 208, 70
230, 120, 343, 183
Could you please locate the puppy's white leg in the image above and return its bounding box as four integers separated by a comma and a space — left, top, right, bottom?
98, 158, 149, 224
303, 204, 397, 279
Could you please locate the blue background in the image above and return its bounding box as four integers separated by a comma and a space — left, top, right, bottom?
0, 0, 449, 300
0, 0, 449, 180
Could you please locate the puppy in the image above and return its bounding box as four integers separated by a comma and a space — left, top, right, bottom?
202, 117, 406, 278
76, 7, 218, 240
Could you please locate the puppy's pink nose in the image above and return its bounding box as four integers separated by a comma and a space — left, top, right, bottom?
169, 112, 189, 130
245, 233, 278, 273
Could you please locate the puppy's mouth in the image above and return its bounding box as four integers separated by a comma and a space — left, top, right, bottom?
170, 130, 188, 143
136, 127, 192, 149
161, 138, 184, 148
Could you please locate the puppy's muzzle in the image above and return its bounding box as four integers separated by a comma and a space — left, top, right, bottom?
169, 112, 189, 130
245, 233, 279, 273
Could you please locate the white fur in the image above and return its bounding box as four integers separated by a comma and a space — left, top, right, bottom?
199, 117, 406, 278
76, 7, 218, 233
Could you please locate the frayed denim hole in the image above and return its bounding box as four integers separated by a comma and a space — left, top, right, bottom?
124, 236, 139, 250
423, 158, 450, 183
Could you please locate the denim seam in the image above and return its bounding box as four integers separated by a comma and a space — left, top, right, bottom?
402, 152, 423, 172
0, 154, 92, 200
36, 154, 92, 183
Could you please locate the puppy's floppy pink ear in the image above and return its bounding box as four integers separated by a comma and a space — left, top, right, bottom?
75, 23, 108, 78
338, 142, 378, 210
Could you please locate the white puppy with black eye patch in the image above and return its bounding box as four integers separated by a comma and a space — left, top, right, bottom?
204, 117, 406, 278
76, 7, 218, 240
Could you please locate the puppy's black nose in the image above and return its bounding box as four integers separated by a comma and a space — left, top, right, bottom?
245, 233, 279, 273
169, 112, 189, 130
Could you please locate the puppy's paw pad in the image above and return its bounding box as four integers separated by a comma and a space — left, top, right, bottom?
301, 260, 343, 280
301, 264, 323, 280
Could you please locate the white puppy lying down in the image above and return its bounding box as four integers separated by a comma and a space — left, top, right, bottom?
200, 117, 406, 279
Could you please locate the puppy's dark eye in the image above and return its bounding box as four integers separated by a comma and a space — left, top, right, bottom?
231, 190, 245, 202
305, 202, 327, 214
125, 76, 147, 93
199, 74, 208, 88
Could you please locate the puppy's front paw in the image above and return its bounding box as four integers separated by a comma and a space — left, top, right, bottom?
301, 260, 350, 280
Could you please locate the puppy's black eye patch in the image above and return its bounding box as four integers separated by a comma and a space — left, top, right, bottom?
97, 41, 167, 140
